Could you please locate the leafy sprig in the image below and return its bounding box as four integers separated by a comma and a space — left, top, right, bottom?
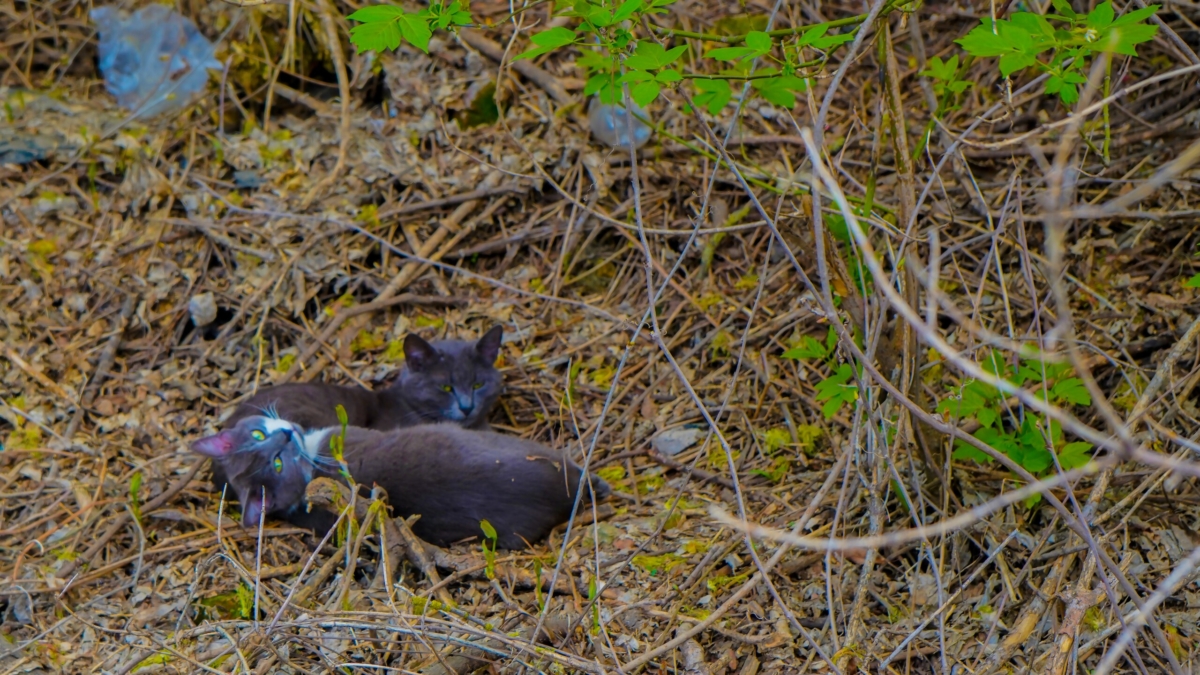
955, 1, 1159, 104
480, 519, 498, 579
781, 326, 860, 420
331, 404, 353, 483
938, 351, 1095, 481
348, 0, 472, 54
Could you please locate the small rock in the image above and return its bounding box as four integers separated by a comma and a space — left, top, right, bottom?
188, 292, 217, 327
3, 591, 32, 625
232, 170, 264, 189
651, 427, 702, 456
180, 382, 204, 401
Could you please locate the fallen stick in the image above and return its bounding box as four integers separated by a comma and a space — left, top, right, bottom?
64, 292, 138, 444
458, 29, 569, 104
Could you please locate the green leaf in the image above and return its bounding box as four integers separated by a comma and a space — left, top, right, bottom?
1058, 441, 1093, 470
744, 31, 772, 52
1010, 12, 1057, 40
797, 24, 828, 46
976, 427, 1018, 457
752, 73, 808, 108
397, 12, 433, 52
533, 26, 578, 47
814, 363, 857, 419
921, 55, 958, 81
588, 7, 616, 26
1021, 447, 1053, 473
350, 21, 404, 53
480, 519, 498, 540
976, 407, 998, 429
782, 335, 828, 360
800, 25, 855, 50
812, 32, 855, 49
516, 26, 576, 60
625, 41, 667, 70
662, 45, 688, 66
630, 80, 660, 107
619, 70, 654, 83
952, 440, 993, 464
937, 384, 989, 419
999, 52, 1037, 77
957, 19, 1039, 68
979, 350, 1012, 379
585, 73, 614, 95
1045, 74, 1080, 104
348, 4, 407, 22
957, 24, 1013, 57
820, 396, 843, 419
577, 50, 617, 72
1098, 23, 1158, 55
757, 85, 795, 108
1184, 273, 1200, 288
129, 471, 143, 522
1051, 378, 1092, 406
693, 78, 732, 114
613, 0, 643, 22
1087, 1, 1115, 29
707, 46, 756, 61
1051, 0, 1077, 19
656, 68, 683, 83
624, 43, 686, 71
1111, 4, 1160, 26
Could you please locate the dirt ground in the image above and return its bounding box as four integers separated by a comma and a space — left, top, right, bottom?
2, 0, 1200, 673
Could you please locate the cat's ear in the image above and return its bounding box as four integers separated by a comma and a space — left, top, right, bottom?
192, 430, 236, 458
403, 334, 438, 371
475, 326, 503, 365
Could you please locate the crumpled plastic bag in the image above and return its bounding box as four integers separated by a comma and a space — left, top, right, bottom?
90, 4, 222, 118
588, 98, 652, 149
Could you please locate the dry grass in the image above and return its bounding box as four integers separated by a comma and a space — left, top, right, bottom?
2, 0, 1200, 673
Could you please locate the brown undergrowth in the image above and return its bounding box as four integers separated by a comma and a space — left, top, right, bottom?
2, 0, 1200, 672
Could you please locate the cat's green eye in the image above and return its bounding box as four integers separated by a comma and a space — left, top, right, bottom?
273, 456, 284, 473
472, 382, 483, 390
441, 385, 453, 393
251, 430, 266, 441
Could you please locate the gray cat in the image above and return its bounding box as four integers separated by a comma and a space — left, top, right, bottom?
225, 326, 504, 431
210, 326, 504, 494
193, 414, 609, 549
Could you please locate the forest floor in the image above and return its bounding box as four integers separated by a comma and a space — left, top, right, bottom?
2, 0, 1200, 673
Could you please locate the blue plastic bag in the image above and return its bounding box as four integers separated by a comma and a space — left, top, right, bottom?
90, 5, 222, 118
588, 98, 652, 149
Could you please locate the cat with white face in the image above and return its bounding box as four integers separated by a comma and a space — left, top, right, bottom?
209, 326, 506, 500
192, 414, 610, 549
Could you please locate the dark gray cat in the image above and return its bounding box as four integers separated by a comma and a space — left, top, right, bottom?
192, 415, 609, 549
225, 326, 504, 431
210, 327, 504, 494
